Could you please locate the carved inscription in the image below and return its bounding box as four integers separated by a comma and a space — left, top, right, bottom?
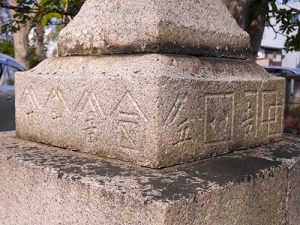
75, 91, 105, 117
164, 93, 188, 124
45, 88, 70, 120
242, 91, 259, 137
76, 91, 105, 142
111, 91, 148, 153
82, 111, 97, 142
173, 119, 192, 146
261, 91, 283, 136
20, 87, 40, 115
19, 83, 284, 154
164, 93, 194, 146
118, 121, 138, 151
205, 94, 234, 145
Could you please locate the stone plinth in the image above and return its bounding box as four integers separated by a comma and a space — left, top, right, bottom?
58, 0, 249, 58
0, 132, 299, 225
15, 54, 285, 168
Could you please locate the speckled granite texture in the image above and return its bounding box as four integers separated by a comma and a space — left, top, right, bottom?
0, 132, 299, 225
15, 55, 285, 168
58, 0, 250, 58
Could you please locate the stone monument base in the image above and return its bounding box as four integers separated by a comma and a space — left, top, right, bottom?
0, 132, 299, 225
15, 54, 285, 168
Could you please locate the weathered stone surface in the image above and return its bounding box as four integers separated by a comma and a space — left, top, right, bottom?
15, 54, 285, 168
288, 161, 300, 224
58, 0, 250, 58
0, 132, 300, 225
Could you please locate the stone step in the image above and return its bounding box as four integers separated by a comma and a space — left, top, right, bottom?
0, 131, 299, 225
15, 54, 285, 168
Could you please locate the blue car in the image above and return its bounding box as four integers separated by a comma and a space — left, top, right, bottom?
0, 53, 25, 131
264, 66, 300, 99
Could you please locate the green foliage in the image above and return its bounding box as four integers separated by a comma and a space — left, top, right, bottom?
1, 0, 85, 32
41, 12, 62, 27
240, 0, 300, 52
45, 24, 63, 43
266, 0, 300, 52
0, 40, 14, 57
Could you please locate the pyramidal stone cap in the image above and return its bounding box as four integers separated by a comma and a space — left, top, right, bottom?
58, 0, 250, 58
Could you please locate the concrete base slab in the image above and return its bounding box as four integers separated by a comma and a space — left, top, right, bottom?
0, 132, 300, 225
15, 54, 285, 168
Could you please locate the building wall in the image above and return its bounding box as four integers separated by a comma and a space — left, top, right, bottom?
282, 51, 300, 68
258, 2, 300, 68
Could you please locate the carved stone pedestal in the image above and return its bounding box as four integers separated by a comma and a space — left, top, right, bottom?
16, 55, 284, 168
14, 0, 286, 168
1, 0, 295, 223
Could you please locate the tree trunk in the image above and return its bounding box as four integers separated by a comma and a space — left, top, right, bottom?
8, 0, 32, 69
0, 7, 4, 31
12, 23, 32, 69
222, 0, 268, 61
0, 3, 9, 40
34, 24, 46, 61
